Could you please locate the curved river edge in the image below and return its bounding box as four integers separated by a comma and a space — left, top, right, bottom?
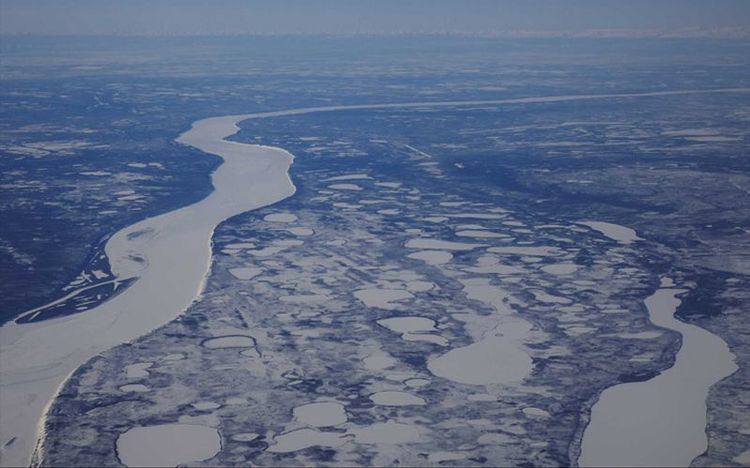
576, 278, 738, 467
0, 116, 297, 467
0, 88, 747, 467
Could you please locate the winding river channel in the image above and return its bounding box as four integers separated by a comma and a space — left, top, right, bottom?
579, 279, 737, 467
0, 88, 746, 467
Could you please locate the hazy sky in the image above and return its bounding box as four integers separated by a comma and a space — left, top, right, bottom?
1, 0, 749, 36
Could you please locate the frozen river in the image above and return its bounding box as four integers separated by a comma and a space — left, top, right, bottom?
0, 116, 296, 467
578, 278, 737, 467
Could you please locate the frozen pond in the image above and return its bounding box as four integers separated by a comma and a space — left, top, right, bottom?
293, 402, 347, 427
429, 280, 533, 386
405, 238, 485, 251
370, 391, 426, 406
541, 263, 579, 275
406, 250, 453, 265
354, 288, 413, 309
116, 423, 220, 467
349, 421, 421, 445
578, 221, 642, 245
579, 280, 737, 467
202, 335, 256, 349
119, 384, 149, 393
123, 362, 152, 379
267, 429, 347, 453
264, 212, 297, 223
377, 316, 436, 334
228, 267, 262, 280
427, 335, 532, 385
